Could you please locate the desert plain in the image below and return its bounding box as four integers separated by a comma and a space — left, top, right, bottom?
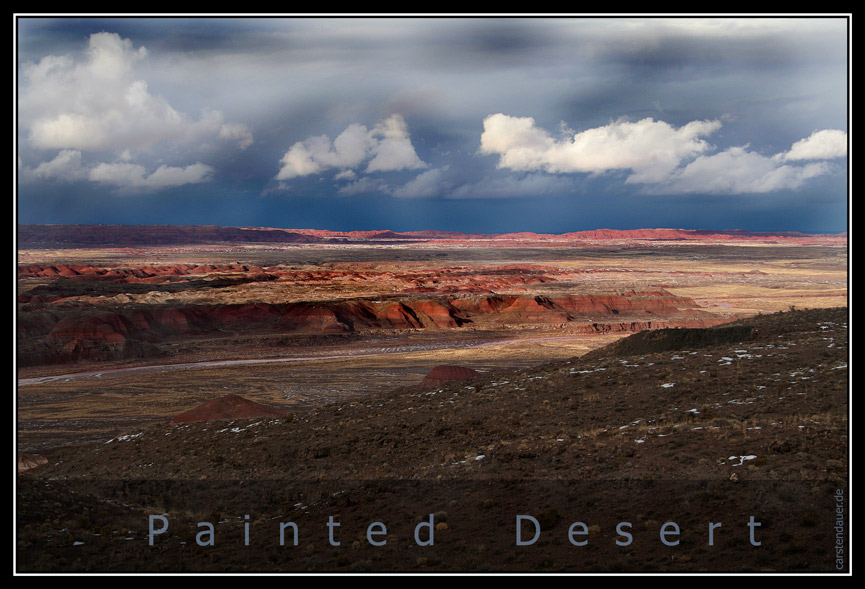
15, 225, 849, 573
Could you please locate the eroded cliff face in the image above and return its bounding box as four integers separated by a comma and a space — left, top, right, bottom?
16, 291, 722, 366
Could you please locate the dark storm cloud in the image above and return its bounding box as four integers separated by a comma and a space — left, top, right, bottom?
17, 17, 293, 57
596, 27, 803, 73
413, 18, 559, 67
15, 16, 849, 233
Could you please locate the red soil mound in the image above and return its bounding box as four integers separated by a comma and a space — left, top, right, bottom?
169, 394, 291, 424
421, 365, 480, 386
425, 365, 480, 380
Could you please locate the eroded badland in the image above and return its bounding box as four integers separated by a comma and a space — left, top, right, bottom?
15, 226, 849, 573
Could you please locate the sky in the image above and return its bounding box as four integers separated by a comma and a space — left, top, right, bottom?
15, 16, 850, 234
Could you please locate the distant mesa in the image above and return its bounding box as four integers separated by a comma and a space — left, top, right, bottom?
17, 224, 846, 248
169, 394, 291, 424
16, 224, 328, 247
421, 365, 480, 387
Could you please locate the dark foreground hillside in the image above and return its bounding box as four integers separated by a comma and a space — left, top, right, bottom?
16, 308, 849, 573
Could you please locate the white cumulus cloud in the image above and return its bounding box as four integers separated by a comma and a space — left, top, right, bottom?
22, 32, 252, 153
480, 113, 722, 183
658, 146, 830, 194
777, 129, 847, 161
365, 114, 428, 173
32, 149, 87, 181
276, 114, 426, 180
89, 161, 214, 189
480, 113, 846, 195
19, 31, 252, 188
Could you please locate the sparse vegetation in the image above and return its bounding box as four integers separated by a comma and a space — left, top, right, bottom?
16, 233, 848, 573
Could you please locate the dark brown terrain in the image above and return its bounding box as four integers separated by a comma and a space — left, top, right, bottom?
16, 307, 849, 573
15, 225, 849, 573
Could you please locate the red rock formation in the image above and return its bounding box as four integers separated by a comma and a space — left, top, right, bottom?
169, 394, 290, 424
17, 291, 718, 366
409, 300, 464, 328
280, 305, 351, 333
17, 262, 279, 285
379, 303, 424, 329
48, 314, 131, 346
